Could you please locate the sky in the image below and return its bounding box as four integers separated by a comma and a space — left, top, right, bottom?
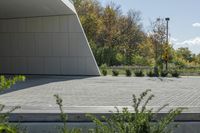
100, 0, 200, 54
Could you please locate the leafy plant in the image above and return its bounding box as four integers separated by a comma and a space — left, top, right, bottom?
170, 70, 180, 78
101, 69, 107, 76
0, 75, 25, 133
147, 70, 154, 77
112, 70, 119, 76
0, 75, 25, 92
87, 89, 185, 133
54, 94, 81, 133
161, 70, 168, 77
125, 69, 132, 77
134, 70, 144, 77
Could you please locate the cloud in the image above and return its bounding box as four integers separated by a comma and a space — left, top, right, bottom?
192, 23, 200, 28
173, 37, 200, 54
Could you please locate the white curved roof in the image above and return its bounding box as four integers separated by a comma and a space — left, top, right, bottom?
0, 0, 76, 19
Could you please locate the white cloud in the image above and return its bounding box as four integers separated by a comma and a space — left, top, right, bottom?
170, 37, 178, 43
192, 23, 200, 28
173, 37, 200, 54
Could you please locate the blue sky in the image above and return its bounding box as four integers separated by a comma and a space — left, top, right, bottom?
100, 0, 200, 54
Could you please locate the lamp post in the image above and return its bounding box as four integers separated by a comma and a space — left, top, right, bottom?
165, 17, 170, 71
165, 18, 170, 45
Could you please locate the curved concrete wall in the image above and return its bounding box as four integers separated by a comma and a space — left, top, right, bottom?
0, 1, 100, 75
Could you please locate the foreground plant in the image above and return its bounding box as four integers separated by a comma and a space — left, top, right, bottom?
87, 89, 184, 133
0, 75, 25, 133
54, 94, 81, 133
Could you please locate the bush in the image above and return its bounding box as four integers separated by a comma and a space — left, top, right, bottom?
88, 89, 184, 133
171, 70, 180, 77
147, 70, 154, 77
101, 69, 107, 76
112, 70, 119, 76
153, 66, 159, 77
134, 70, 144, 77
161, 70, 168, 77
100, 64, 107, 70
125, 69, 132, 77
0, 75, 25, 133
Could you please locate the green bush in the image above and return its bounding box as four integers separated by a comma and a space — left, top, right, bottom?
134, 70, 144, 77
100, 64, 107, 70
87, 89, 184, 133
171, 70, 180, 77
147, 70, 154, 77
112, 70, 119, 76
101, 69, 107, 76
125, 69, 132, 77
0, 75, 25, 133
161, 70, 168, 77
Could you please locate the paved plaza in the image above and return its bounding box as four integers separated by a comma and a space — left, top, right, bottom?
0, 76, 200, 114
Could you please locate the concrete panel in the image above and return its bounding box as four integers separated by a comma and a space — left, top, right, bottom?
69, 33, 90, 57
52, 33, 68, 56
10, 57, 27, 74
77, 57, 86, 75
0, 33, 11, 56
68, 15, 82, 32
28, 57, 44, 74
42, 16, 59, 32
86, 57, 99, 75
35, 33, 52, 56
59, 16, 69, 32
26, 17, 43, 32
10, 33, 21, 56
0, 19, 26, 33
44, 57, 60, 74
0, 57, 11, 73
21, 33, 35, 56
61, 57, 78, 75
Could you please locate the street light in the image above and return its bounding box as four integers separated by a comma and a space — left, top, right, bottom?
165, 17, 170, 44
165, 17, 170, 71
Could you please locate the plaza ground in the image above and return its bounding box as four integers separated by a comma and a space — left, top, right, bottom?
0, 76, 200, 133
0, 76, 199, 114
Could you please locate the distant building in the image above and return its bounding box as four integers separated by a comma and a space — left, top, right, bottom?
0, 0, 100, 76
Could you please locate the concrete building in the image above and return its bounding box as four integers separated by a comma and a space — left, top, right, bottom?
0, 0, 100, 76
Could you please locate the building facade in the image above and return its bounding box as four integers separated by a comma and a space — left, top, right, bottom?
0, 0, 100, 75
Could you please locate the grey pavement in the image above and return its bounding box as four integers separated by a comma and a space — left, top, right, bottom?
0, 76, 200, 114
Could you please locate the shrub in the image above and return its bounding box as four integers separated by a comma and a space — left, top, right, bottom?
100, 64, 107, 70
125, 69, 132, 77
87, 89, 185, 133
134, 69, 144, 77
153, 67, 159, 77
54, 94, 81, 133
0, 75, 25, 133
101, 69, 107, 76
171, 70, 180, 77
161, 70, 168, 77
112, 70, 119, 76
147, 70, 154, 77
